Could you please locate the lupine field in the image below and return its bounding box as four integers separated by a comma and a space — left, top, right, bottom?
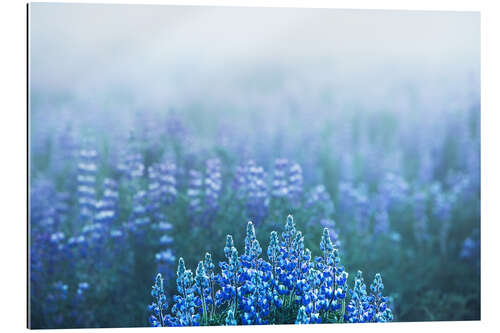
29, 3, 480, 329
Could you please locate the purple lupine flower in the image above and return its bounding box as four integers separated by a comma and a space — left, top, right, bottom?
148, 164, 163, 218
245, 161, 269, 224
187, 169, 203, 215
233, 163, 248, 199
148, 161, 177, 211
377, 173, 409, 210
117, 145, 144, 182
288, 162, 303, 201
51, 123, 79, 175
430, 183, 454, 256
159, 162, 177, 205
338, 181, 370, 233
204, 158, 222, 212
77, 147, 98, 223
94, 178, 118, 228
54, 192, 71, 227
272, 158, 289, 198
127, 190, 151, 232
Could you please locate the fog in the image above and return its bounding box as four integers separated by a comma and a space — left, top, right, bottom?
30, 3, 479, 117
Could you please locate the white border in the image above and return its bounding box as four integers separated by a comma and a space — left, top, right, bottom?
1, 0, 499, 332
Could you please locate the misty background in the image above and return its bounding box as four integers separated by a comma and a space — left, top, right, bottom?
29, 3, 480, 187
30, 3, 479, 125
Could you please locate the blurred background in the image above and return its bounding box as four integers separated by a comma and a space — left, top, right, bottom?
29, 3, 480, 328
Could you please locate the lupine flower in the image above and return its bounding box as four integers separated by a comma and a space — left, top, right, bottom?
338, 182, 370, 232
204, 158, 222, 213
148, 162, 177, 215
94, 178, 118, 228
195, 260, 210, 324
319, 219, 340, 247
430, 183, 454, 255
120, 152, 144, 181
170, 258, 200, 326
128, 190, 151, 231
272, 158, 289, 198
345, 271, 372, 323
147, 214, 393, 327
377, 173, 409, 210
44, 281, 69, 326
149, 273, 169, 327
77, 147, 98, 223
369, 273, 393, 322
187, 170, 203, 214
203, 252, 217, 318
243, 161, 269, 224
288, 162, 303, 201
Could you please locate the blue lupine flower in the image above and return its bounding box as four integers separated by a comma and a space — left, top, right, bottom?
195, 260, 210, 324
170, 258, 200, 326
345, 271, 373, 323
319, 219, 340, 247
369, 273, 393, 322
204, 252, 217, 317
147, 214, 393, 326
149, 273, 169, 327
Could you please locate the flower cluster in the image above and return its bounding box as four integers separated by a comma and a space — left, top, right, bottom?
234, 160, 270, 223
148, 162, 177, 213
271, 159, 304, 202
148, 215, 393, 326
345, 271, 393, 323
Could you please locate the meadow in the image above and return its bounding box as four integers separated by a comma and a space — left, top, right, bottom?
28, 91, 480, 327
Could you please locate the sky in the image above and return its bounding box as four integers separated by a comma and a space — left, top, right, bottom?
29, 3, 480, 115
